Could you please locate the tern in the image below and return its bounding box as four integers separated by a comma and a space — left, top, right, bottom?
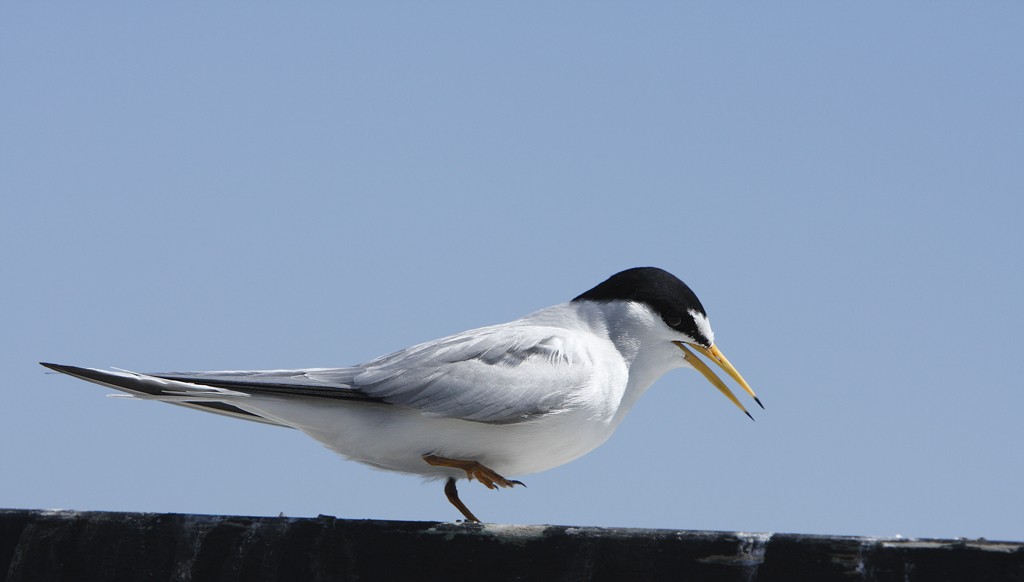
41, 267, 761, 522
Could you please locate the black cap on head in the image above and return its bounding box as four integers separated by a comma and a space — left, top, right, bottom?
572, 267, 711, 345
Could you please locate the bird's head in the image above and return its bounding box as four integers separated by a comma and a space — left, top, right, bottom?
573, 267, 762, 419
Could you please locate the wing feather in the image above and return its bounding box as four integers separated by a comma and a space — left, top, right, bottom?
47, 322, 596, 425
309, 325, 594, 423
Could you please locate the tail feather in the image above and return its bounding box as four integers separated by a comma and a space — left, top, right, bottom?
40, 362, 287, 427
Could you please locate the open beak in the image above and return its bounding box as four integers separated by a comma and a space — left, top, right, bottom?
674, 341, 762, 420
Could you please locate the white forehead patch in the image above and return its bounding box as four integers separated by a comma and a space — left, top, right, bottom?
689, 309, 715, 345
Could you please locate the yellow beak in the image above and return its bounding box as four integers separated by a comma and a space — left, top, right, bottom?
674, 341, 762, 420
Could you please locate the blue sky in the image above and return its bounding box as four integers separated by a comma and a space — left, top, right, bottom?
2, 4, 1022, 541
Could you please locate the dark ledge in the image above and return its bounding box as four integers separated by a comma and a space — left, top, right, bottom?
2, 509, 1022, 581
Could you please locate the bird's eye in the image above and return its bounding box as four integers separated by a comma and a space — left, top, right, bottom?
663, 312, 682, 327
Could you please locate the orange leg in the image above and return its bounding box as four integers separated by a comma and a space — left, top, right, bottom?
423, 454, 525, 489
443, 478, 480, 523
423, 454, 526, 523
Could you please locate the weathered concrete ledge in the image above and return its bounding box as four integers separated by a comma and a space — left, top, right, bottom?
2, 509, 1022, 581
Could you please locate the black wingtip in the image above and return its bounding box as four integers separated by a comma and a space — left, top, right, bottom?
40, 362, 70, 373
754, 396, 765, 410
745, 410, 755, 422
38, 362, 115, 385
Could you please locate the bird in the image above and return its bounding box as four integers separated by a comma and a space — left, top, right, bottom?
41, 266, 761, 523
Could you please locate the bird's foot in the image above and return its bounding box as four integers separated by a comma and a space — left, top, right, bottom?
425, 455, 525, 523
471, 465, 526, 490
422, 454, 525, 490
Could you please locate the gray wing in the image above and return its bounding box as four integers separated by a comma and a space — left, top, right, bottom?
308, 325, 595, 423
45, 325, 594, 425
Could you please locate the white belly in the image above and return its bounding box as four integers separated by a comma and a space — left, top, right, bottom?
233, 394, 626, 480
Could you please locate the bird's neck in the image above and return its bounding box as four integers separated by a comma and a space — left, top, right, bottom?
573, 300, 686, 420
